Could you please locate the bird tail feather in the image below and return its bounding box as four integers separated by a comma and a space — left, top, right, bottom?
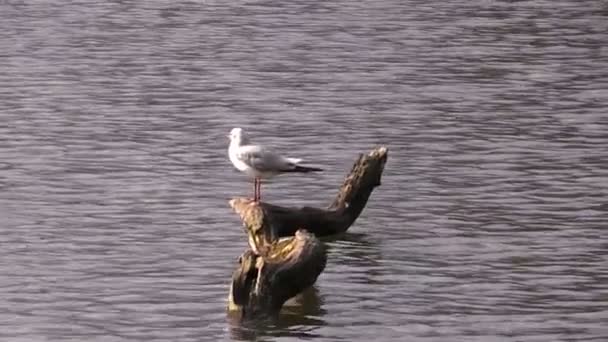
287, 165, 323, 173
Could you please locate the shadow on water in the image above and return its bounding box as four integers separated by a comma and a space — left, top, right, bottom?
226, 287, 327, 341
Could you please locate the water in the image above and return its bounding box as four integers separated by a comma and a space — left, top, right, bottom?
1, 0, 607, 341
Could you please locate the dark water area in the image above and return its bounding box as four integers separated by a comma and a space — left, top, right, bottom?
1, 0, 607, 341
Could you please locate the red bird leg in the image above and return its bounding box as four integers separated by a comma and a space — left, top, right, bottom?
257, 178, 262, 201
253, 178, 258, 201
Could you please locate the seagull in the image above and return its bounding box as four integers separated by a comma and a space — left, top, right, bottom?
228, 127, 322, 201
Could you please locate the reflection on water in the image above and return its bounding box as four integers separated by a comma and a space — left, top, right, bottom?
1, 0, 607, 341
228, 287, 326, 341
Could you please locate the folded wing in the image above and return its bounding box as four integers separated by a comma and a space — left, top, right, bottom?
237, 145, 296, 172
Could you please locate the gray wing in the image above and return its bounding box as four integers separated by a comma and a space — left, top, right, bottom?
237, 145, 294, 172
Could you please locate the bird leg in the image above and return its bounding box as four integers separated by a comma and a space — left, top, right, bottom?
253, 178, 259, 201
257, 178, 262, 201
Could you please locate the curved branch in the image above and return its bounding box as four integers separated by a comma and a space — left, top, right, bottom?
230, 146, 388, 242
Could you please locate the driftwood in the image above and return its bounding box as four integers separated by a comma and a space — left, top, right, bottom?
228, 230, 327, 317
228, 146, 388, 318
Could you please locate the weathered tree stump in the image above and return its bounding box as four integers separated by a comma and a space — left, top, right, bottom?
228, 230, 327, 318
228, 146, 388, 318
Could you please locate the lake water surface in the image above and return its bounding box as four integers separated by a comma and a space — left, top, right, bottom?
1, 0, 607, 341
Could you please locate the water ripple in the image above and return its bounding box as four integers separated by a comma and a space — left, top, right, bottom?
1, 0, 607, 341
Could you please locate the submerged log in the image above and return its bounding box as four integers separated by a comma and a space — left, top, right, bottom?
228, 230, 326, 318
228, 146, 388, 318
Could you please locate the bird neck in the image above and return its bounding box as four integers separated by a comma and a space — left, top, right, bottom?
232, 136, 249, 148
230, 137, 247, 150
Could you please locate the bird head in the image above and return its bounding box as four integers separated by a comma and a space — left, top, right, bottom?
228, 127, 245, 145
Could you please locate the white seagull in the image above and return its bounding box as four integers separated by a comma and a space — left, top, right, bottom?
228, 127, 322, 201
